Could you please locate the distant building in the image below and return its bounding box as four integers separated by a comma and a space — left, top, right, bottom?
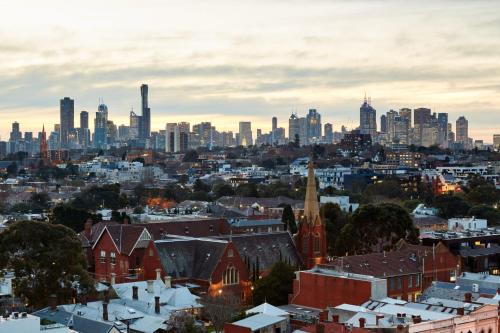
456, 116, 469, 148
239, 121, 253, 146
359, 96, 377, 139
59, 97, 74, 148
320, 196, 359, 213
289, 113, 300, 143
448, 217, 487, 231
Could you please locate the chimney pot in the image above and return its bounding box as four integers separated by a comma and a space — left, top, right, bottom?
465, 292, 472, 303
132, 286, 139, 300
147, 280, 154, 293
102, 302, 108, 321
155, 296, 160, 314
164, 276, 172, 288
332, 315, 339, 323
155, 268, 162, 281
49, 294, 57, 311
457, 307, 465, 316
110, 273, 116, 285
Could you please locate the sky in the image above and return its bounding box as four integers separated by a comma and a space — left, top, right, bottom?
0, 0, 499, 142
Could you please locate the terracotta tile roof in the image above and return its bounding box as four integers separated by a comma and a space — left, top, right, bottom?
103, 225, 149, 255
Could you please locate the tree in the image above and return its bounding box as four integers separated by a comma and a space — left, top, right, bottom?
0, 221, 94, 308
468, 205, 500, 225
235, 183, 259, 197
281, 205, 297, 234
9, 203, 30, 213
29, 192, 51, 213
6, 162, 18, 176
200, 294, 240, 333
213, 182, 235, 199
252, 262, 296, 306
320, 203, 348, 255
182, 150, 199, 163
434, 194, 470, 219
50, 204, 96, 232
166, 311, 204, 333
335, 203, 419, 255
363, 178, 406, 202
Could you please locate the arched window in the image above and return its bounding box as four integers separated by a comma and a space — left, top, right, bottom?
223, 265, 239, 285
313, 233, 321, 253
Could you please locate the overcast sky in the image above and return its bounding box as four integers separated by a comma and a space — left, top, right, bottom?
0, 0, 499, 142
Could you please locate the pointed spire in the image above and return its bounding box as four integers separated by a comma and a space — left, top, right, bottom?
364, 92, 367, 104
303, 160, 320, 225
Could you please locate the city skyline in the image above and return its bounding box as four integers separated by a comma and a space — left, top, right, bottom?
1, 0, 500, 141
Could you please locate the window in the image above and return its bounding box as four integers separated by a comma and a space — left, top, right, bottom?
397, 277, 402, 289
408, 275, 413, 288
149, 249, 154, 257
389, 278, 395, 290
110, 252, 116, 265
416, 274, 421, 287
100, 250, 106, 263
222, 265, 239, 285
227, 249, 234, 258
313, 234, 321, 253
209, 225, 214, 232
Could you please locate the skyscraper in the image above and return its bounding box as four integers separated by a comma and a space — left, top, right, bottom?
413, 107, 431, 146
40, 125, 48, 161
437, 113, 448, 148
380, 114, 387, 133
80, 111, 90, 147
60, 97, 74, 148
323, 123, 333, 144
94, 102, 108, 149
288, 113, 299, 143
9, 122, 21, 142
306, 109, 321, 144
456, 116, 469, 148
271, 116, 278, 144
359, 96, 377, 139
238, 121, 253, 146
140, 84, 151, 139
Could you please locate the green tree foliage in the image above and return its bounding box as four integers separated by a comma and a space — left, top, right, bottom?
9, 203, 30, 213
434, 194, 471, 219
0, 221, 94, 308
335, 203, 419, 255
463, 177, 500, 206
363, 178, 406, 202
281, 205, 297, 234
6, 162, 18, 176
468, 205, 500, 225
29, 192, 51, 213
252, 262, 296, 306
235, 183, 259, 197
320, 203, 348, 255
50, 204, 97, 232
212, 182, 235, 199
72, 184, 127, 210
182, 150, 199, 163
163, 184, 189, 202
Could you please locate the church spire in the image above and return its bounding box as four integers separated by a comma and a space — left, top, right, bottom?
303, 161, 320, 225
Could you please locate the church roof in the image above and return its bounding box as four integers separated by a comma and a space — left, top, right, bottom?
303, 161, 321, 225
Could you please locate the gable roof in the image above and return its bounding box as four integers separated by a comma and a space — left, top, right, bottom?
155, 237, 229, 280
93, 225, 149, 255
137, 218, 230, 239
217, 232, 301, 271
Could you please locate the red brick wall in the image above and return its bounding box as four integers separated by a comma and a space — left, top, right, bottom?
209, 242, 252, 303
290, 271, 373, 309
93, 231, 129, 283
224, 323, 251, 333
386, 274, 422, 301
422, 244, 460, 289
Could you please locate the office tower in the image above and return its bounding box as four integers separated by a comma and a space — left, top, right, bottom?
271, 116, 278, 144
166, 122, 190, 152
165, 123, 177, 153
79, 111, 90, 147
140, 84, 151, 139
9, 122, 21, 142
306, 109, 321, 143
59, 97, 74, 148
129, 110, 141, 139
256, 129, 262, 138
118, 125, 130, 140
380, 114, 387, 133
413, 107, 431, 146
437, 113, 448, 148
359, 96, 377, 139
94, 102, 108, 149
288, 113, 299, 143
456, 116, 469, 148
106, 120, 118, 143
386, 110, 398, 142
399, 108, 412, 130
238, 121, 253, 146
299, 117, 308, 146
323, 123, 333, 144
493, 134, 500, 149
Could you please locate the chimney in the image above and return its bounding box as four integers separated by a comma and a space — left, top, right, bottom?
147, 280, 154, 293
49, 294, 57, 311
155, 268, 162, 281
457, 307, 464, 316
412, 315, 421, 324
155, 296, 160, 314
332, 315, 339, 323
465, 292, 472, 303
316, 323, 325, 333
84, 219, 92, 239
376, 315, 384, 325
397, 325, 405, 333
104, 289, 110, 304
102, 302, 108, 321
110, 273, 116, 285
132, 286, 138, 300
164, 276, 172, 288
497, 288, 500, 295
359, 317, 366, 328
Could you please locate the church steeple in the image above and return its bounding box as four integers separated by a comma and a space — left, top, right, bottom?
295, 159, 327, 269
303, 161, 321, 226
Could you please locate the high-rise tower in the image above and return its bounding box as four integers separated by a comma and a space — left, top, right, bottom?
60, 97, 74, 148
140, 84, 151, 139
295, 161, 327, 269
359, 96, 377, 139
40, 125, 48, 161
